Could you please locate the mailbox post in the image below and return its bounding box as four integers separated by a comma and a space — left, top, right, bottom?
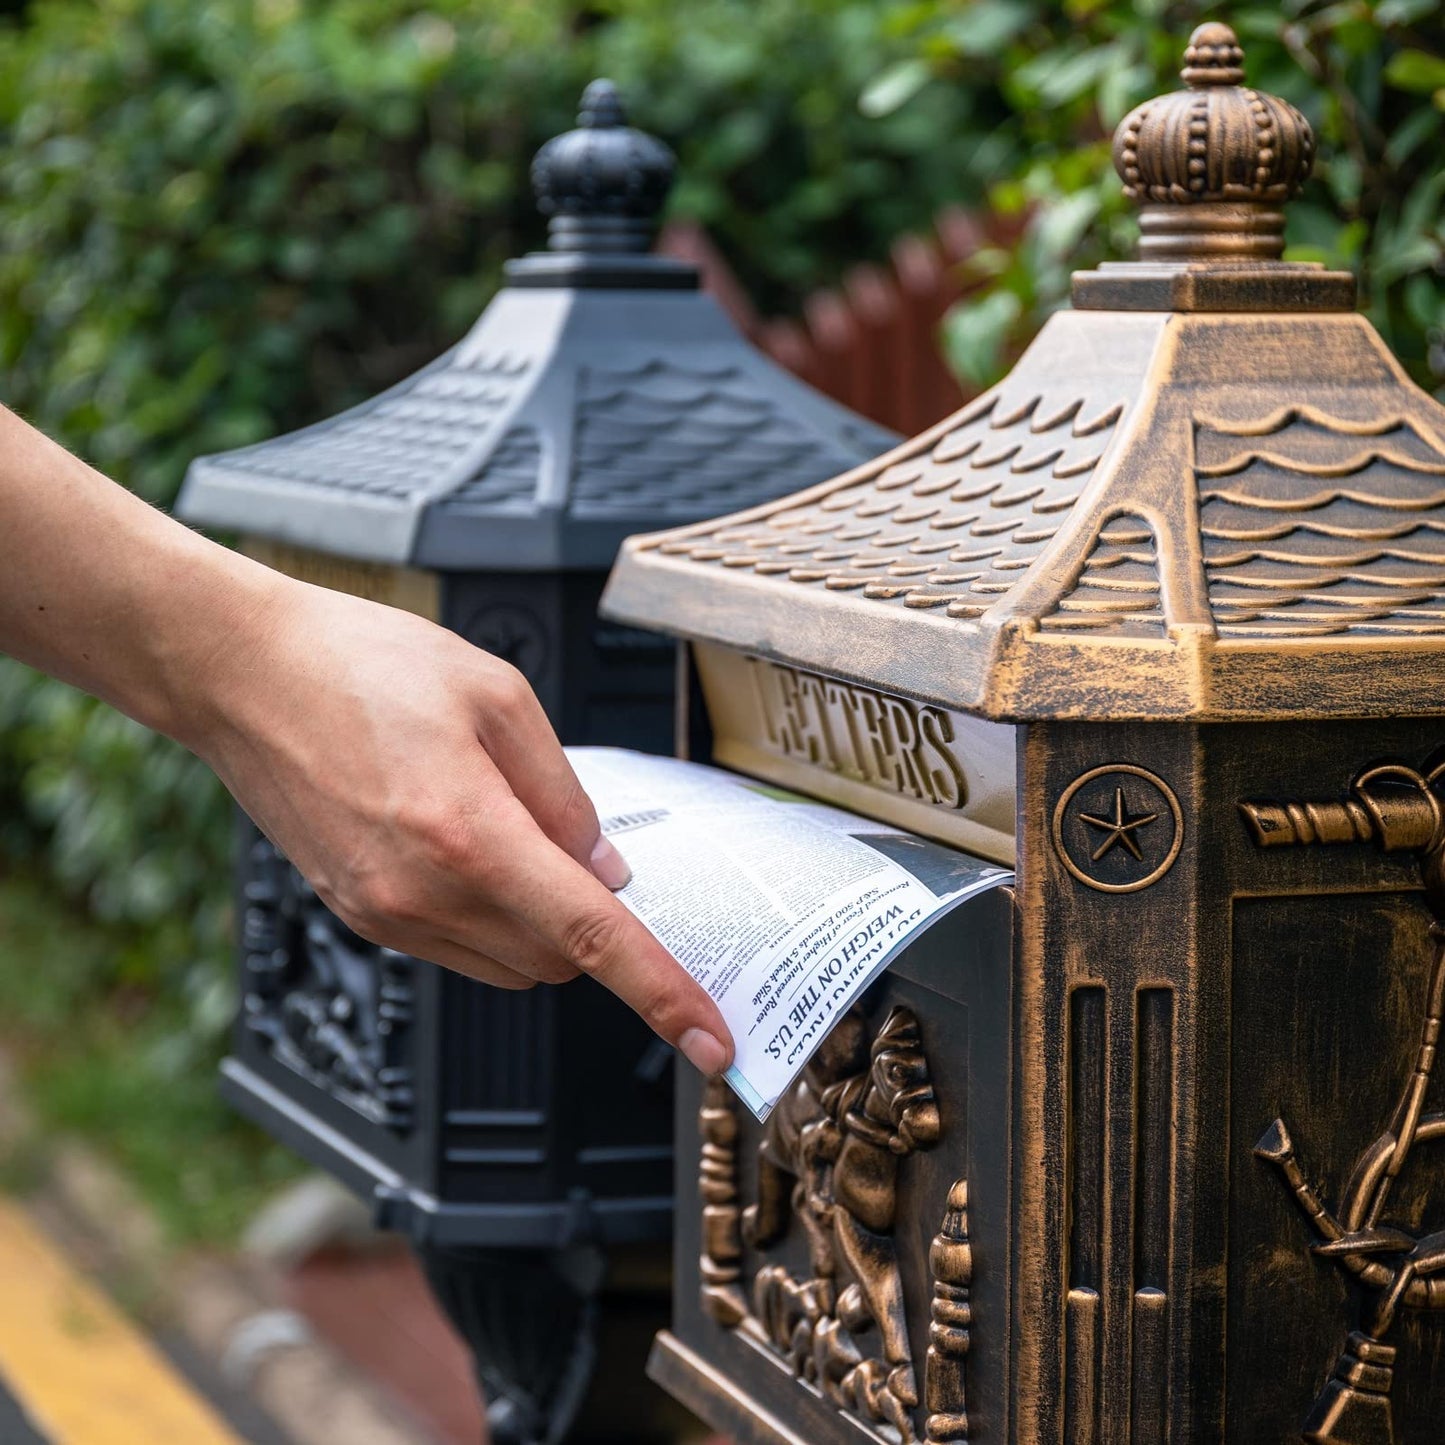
177, 82, 893, 1444
602, 24, 1445, 1445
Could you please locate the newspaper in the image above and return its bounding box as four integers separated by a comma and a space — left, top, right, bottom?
567, 748, 1010, 1120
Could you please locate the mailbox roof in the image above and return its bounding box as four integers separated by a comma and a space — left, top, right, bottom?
176, 83, 893, 571
176, 285, 889, 570
602, 305, 1445, 721
601, 26, 1445, 722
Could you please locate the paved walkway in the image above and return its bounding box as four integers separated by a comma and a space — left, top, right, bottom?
0, 1198, 261, 1445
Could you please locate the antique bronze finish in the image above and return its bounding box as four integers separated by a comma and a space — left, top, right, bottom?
1051, 764, 1183, 893
924, 1179, 973, 1444
1116, 22, 1311, 263
1244, 760, 1445, 1444
607, 21, 1445, 1445
601, 21, 1436, 725
693, 1006, 966, 1444
692, 644, 1017, 863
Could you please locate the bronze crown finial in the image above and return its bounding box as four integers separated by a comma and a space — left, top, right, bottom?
1113, 21, 1314, 261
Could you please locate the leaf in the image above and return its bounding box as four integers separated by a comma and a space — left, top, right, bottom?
940, 0, 1033, 58
1097, 60, 1150, 129
859, 58, 932, 118
942, 288, 1022, 386
1372, 231, 1443, 285
1376, 0, 1442, 24
1016, 42, 1121, 107
1384, 104, 1442, 165
1385, 48, 1445, 92
1033, 188, 1101, 260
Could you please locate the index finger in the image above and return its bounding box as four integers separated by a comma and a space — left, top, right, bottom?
485, 804, 734, 1076
469, 664, 626, 884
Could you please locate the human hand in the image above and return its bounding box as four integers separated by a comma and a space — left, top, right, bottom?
0, 405, 729, 1074
181, 574, 734, 1078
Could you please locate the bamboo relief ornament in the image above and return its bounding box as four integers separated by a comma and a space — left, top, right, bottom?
1247, 762, 1445, 1445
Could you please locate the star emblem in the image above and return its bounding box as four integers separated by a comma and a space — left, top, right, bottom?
1053, 765, 1181, 894
1077, 787, 1158, 862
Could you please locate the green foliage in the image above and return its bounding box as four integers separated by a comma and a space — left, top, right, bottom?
585, 0, 1013, 312
907, 0, 1445, 388
0, 0, 1004, 1078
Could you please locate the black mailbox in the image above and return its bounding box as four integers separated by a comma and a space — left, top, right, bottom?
176, 80, 893, 1442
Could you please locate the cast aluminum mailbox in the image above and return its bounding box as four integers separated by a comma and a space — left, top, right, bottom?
602, 25, 1445, 1445
176, 80, 893, 1443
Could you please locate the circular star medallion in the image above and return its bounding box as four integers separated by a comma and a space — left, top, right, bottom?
1051, 764, 1183, 894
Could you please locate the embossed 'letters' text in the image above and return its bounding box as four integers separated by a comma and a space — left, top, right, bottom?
750, 659, 968, 811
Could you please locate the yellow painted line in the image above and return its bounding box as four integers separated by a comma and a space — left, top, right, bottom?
0, 1198, 245, 1445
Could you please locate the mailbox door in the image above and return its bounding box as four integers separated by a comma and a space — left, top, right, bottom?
651, 885, 1014, 1444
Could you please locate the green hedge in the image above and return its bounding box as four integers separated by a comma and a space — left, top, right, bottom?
0, 0, 1439, 1042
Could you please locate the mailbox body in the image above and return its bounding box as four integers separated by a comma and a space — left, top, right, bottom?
598, 68, 1445, 1430
648, 709, 1445, 1444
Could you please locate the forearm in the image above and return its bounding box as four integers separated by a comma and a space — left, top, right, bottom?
0, 405, 284, 747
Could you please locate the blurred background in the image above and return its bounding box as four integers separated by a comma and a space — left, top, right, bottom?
0, 0, 1438, 1435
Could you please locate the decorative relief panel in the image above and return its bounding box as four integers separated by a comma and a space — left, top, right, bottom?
1243, 757, 1445, 1445
696, 1006, 970, 1443
690, 643, 1018, 868
1053, 764, 1183, 894
241, 828, 415, 1131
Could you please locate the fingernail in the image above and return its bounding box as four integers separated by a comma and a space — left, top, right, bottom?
679, 1027, 729, 1077
590, 835, 632, 890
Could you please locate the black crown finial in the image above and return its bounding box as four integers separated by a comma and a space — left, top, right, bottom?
530, 79, 676, 255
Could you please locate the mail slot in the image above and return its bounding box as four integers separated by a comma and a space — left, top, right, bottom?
176, 80, 893, 1443
603, 23, 1445, 1445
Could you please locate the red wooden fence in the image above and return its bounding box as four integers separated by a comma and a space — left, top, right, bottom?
658, 208, 1000, 437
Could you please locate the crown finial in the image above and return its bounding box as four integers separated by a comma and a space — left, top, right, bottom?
530, 79, 676, 255
1112, 22, 1314, 261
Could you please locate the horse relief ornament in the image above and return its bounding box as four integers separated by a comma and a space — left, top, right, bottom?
695, 1005, 970, 1444
1243, 757, 1445, 1445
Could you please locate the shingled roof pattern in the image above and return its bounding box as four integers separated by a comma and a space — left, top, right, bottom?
215, 351, 532, 501
1038, 514, 1165, 636
1198, 407, 1445, 639
568, 360, 873, 520
654, 389, 1125, 617
438, 426, 542, 511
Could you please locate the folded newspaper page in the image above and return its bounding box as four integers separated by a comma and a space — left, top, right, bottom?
567, 748, 1011, 1120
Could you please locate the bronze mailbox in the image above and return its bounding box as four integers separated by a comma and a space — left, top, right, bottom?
601, 24, 1445, 1445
